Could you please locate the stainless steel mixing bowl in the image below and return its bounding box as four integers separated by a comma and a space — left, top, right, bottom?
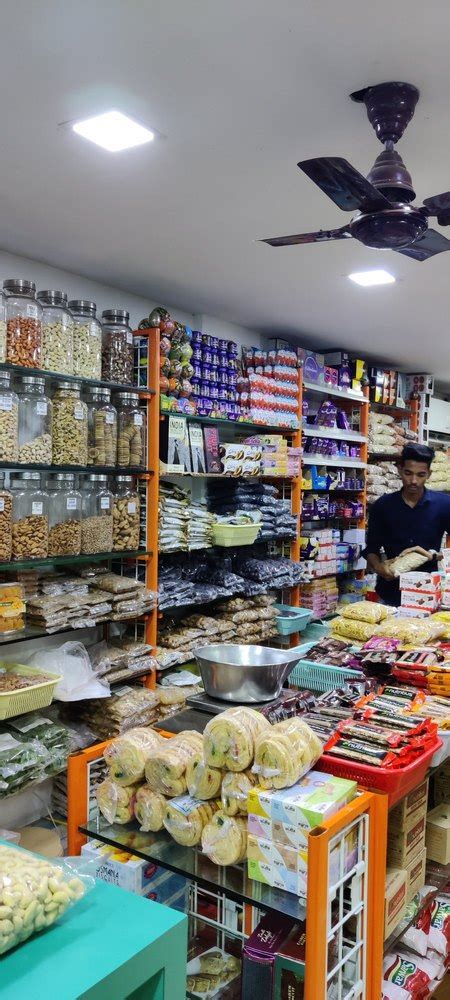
194, 643, 305, 703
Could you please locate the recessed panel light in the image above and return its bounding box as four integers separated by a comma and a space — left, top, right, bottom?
72, 111, 155, 152
348, 269, 395, 287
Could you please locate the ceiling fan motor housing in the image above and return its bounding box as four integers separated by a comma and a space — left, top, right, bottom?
350, 207, 427, 249
350, 81, 420, 145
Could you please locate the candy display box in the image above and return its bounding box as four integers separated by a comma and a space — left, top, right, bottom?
247, 771, 357, 849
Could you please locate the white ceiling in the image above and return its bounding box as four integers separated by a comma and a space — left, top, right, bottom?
2, 1, 450, 377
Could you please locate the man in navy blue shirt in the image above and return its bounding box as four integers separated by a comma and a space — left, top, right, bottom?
366, 443, 450, 605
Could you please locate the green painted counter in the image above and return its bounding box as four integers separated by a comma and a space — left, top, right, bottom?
0, 878, 188, 1000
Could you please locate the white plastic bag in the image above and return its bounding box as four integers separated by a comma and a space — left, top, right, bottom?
28, 642, 109, 701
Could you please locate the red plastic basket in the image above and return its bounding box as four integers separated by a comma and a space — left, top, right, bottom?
319, 738, 442, 807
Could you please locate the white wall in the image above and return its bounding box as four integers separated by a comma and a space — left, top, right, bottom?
0, 250, 196, 331
193, 313, 266, 350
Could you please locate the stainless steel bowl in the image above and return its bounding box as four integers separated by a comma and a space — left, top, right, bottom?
194, 643, 305, 703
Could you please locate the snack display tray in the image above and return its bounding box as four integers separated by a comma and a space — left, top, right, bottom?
319, 739, 442, 807
431, 729, 450, 768
275, 604, 313, 636
211, 523, 261, 547
0, 664, 61, 720
289, 659, 362, 692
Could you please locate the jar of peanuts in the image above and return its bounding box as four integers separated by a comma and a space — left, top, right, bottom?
47, 473, 82, 556
112, 475, 140, 551
0, 472, 13, 562
68, 300, 102, 379
38, 289, 73, 375
4, 279, 42, 368
11, 471, 49, 561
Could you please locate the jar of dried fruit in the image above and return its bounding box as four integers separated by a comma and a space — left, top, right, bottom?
0, 372, 19, 463
38, 290, 74, 375
17, 376, 53, 465
0, 472, 12, 562
0, 290, 6, 363
86, 387, 117, 466
115, 392, 146, 468
52, 381, 88, 466
4, 278, 42, 368
68, 300, 102, 379
11, 472, 49, 560
113, 476, 140, 551
47, 473, 82, 556
101, 309, 134, 384
80, 474, 113, 554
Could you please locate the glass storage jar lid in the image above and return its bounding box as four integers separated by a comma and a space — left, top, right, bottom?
3, 279, 37, 296
18, 376, 46, 390
12, 471, 42, 483
54, 379, 82, 391
38, 290, 69, 306
115, 392, 140, 405
102, 309, 130, 324
86, 387, 111, 401
68, 299, 97, 315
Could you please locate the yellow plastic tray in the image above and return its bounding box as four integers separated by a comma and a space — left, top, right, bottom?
0, 663, 61, 720
212, 523, 261, 547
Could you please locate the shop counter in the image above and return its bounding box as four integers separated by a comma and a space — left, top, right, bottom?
0, 877, 188, 1000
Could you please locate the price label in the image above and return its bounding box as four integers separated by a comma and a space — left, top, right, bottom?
100, 496, 110, 510
133, 412, 143, 426
105, 412, 115, 424
36, 401, 48, 416
127, 502, 136, 514
66, 497, 77, 510
32, 502, 43, 515
26, 304, 38, 318
0, 500, 4, 513
126, 332, 133, 345
74, 404, 84, 420
0, 396, 12, 411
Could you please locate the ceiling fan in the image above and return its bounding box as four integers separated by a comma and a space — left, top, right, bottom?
263, 81, 450, 261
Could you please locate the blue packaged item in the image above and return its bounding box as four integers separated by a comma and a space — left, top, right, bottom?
202, 348, 212, 365
192, 361, 202, 379
228, 341, 238, 356
202, 334, 211, 346
211, 351, 220, 367
197, 397, 213, 415
210, 385, 219, 400
192, 330, 202, 344
218, 368, 228, 385
200, 380, 211, 396
218, 386, 228, 401
219, 339, 228, 350
192, 345, 202, 362
209, 368, 218, 384
201, 363, 212, 380
228, 372, 237, 387
210, 336, 219, 350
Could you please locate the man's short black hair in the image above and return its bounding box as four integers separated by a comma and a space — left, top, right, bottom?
399, 443, 435, 468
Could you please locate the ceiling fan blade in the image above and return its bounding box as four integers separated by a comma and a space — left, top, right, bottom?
394, 228, 450, 261
422, 191, 450, 226
262, 226, 351, 248
298, 156, 392, 212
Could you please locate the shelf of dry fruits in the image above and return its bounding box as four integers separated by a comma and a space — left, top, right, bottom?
0, 548, 152, 572
80, 820, 307, 921
0, 361, 155, 395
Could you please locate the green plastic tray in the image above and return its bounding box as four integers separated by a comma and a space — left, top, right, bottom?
289, 659, 362, 692
275, 604, 313, 636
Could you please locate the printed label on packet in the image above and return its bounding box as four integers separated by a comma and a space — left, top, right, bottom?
127, 332, 133, 344
36, 401, 47, 416
0, 500, 4, 512
0, 396, 12, 411
74, 404, 84, 420
32, 502, 43, 515
170, 794, 196, 815
133, 413, 143, 426
105, 412, 115, 424
127, 502, 136, 514
100, 497, 110, 510
66, 497, 77, 510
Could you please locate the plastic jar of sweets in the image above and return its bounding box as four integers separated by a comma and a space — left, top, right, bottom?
101, 309, 134, 384
17, 376, 52, 465
4, 279, 42, 368
38, 290, 74, 375
86, 388, 117, 466
80, 474, 113, 554
52, 381, 88, 466
11, 472, 49, 560
68, 300, 102, 379
47, 473, 82, 556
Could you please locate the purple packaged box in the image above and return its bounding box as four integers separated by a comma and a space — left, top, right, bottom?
298, 348, 325, 384
202, 334, 211, 347
228, 340, 238, 356
211, 351, 220, 367
218, 386, 228, 401
241, 913, 297, 1000
210, 336, 219, 350
192, 330, 202, 345
210, 385, 219, 400
209, 369, 218, 384
197, 397, 213, 416
202, 348, 212, 365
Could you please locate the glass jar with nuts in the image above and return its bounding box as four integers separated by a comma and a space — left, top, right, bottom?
47, 473, 82, 556
11, 472, 49, 561
115, 392, 146, 468
101, 309, 134, 384
38, 290, 74, 375
4, 278, 42, 368
68, 300, 102, 380
0, 473, 12, 562
113, 476, 140, 551
0, 289, 6, 363
52, 381, 88, 466
80, 474, 113, 554
86, 388, 117, 466
0, 372, 19, 463
17, 376, 53, 465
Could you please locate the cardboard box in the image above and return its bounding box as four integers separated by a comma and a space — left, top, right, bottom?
188, 421, 207, 474
384, 868, 408, 939
247, 835, 309, 895
203, 426, 221, 473
241, 913, 297, 999
400, 591, 440, 611
399, 572, 442, 592
80, 840, 187, 902
426, 804, 450, 864
298, 349, 325, 384
406, 847, 427, 903
160, 413, 192, 473
247, 772, 357, 849
389, 780, 429, 832
273, 922, 306, 1000
387, 813, 427, 867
